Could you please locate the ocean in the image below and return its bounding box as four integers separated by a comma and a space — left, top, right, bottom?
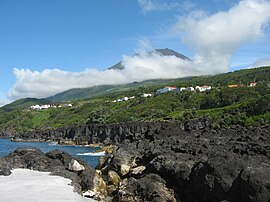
0, 139, 101, 168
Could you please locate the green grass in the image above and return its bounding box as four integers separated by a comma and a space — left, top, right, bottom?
0, 66, 270, 132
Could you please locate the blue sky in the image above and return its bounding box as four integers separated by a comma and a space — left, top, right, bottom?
0, 0, 270, 104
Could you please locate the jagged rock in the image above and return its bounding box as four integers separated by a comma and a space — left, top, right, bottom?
46, 149, 72, 168
95, 123, 270, 202
120, 164, 130, 176
116, 174, 176, 202
68, 159, 85, 172
0, 168, 11, 176
90, 173, 107, 201
108, 170, 122, 187
235, 164, 270, 202
6, 122, 270, 202
131, 165, 146, 175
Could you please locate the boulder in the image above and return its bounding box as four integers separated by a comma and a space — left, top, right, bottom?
120, 164, 130, 176
90, 173, 107, 201
68, 159, 85, 172
234, 164, 270, 202
108, 170, 122, 187
116, 174, 176, 202
131, 165, 146, 175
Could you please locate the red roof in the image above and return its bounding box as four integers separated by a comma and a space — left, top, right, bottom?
165, 86, 177, 89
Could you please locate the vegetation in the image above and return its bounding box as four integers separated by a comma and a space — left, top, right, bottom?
1, 98, 53, 112
0, 66, 270, 133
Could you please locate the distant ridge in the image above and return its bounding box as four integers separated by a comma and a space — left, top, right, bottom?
107, 48, 190, 70
1, 98, 53, 112
47, 66, 270, 102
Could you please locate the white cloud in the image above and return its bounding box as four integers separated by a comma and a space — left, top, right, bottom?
8, 68, 126, 99
173, 0, 270, 73
6, 0, 270, 101
8, 50, 195, 100
138, 0, 195, 13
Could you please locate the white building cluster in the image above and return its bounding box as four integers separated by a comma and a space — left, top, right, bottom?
29, 103, 73, 110
112, 93, 152, 103
156, 85, 212, 94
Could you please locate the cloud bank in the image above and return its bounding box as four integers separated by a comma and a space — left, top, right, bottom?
7, 0, 270, 101
174, 0, 270, 73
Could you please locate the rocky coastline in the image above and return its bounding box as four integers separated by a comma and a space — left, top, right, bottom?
1, 120, 270, 201
0, 147, 106, 201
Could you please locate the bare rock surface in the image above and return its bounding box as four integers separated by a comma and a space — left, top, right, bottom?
4, 121, 270, 201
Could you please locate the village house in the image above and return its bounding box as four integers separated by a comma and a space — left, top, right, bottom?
58, 103, 73, 108
142, 93, 152, 98
179, 87, 187, 91
29, 104, 52, 110
249, 82, 257, 87
113, 96, 130, 103
195, 85, 212, 92
156, 86, 177, 94
186, 87, 195, 91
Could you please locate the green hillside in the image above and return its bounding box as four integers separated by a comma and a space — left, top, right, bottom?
0, 98, 53, 112
0, 66, 270, 133
47, 77, 194, 102
48, 66, 270, 102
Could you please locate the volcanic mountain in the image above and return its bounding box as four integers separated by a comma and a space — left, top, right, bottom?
107, 48, 190, 70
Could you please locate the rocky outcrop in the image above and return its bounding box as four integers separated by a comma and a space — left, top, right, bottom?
0, 129, 18, 139
11, 120, 210, 145
0, 147, 105, 200
5, 121, 270, 201
96, 124, 270, 202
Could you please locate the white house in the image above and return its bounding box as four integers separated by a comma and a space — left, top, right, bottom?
142, 93, 152, 98
195, 85, 212, 92
249, 82, 257, 87
29, 104, 52, 110
156, 86, 177, 94
58, 103, 73, 107
186, 87, 195, 91
179, 87, 187, 91
113, 96, 130, 103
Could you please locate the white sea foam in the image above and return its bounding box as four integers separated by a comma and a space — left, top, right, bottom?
0, 169, 95, 202
77, 151, 106, 156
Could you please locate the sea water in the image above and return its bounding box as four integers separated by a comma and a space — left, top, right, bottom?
0, 139, 101, 168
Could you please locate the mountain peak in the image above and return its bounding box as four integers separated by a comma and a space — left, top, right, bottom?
155, 48, 190, 61
107, 48, 190, 70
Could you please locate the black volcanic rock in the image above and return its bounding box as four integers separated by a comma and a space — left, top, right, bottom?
9, 121, 270, 201
0, 148, 97, 195
94, 123, 270, 202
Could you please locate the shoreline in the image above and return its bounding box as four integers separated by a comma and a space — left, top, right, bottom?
6, 137, 112, 155
9, 137, 102, 148
1, 123, 270, 201
0, 147, 107, 201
